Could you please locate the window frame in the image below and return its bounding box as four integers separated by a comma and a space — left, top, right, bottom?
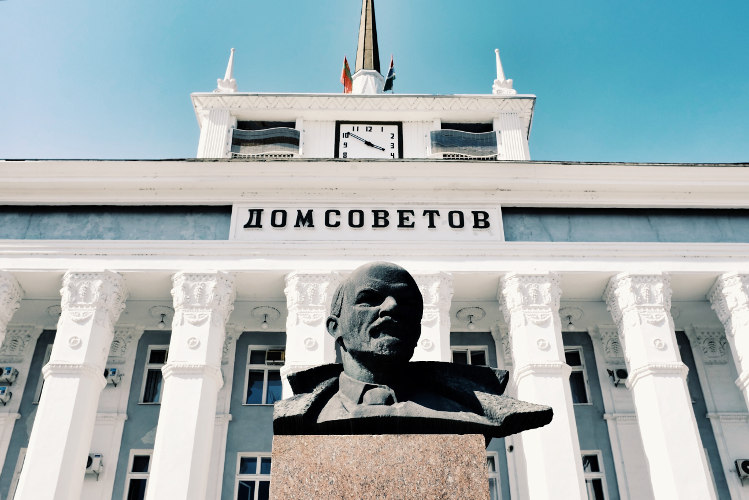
32, 344, 53, 404
581, 450, 608, 500
242, 345, 285, 406
451, 346, 490, 367
234, 452, 273, 500
486, 451, 501, 500
122, 449, 152, 500
565, 346, 592, 405
139, 345, 169, 404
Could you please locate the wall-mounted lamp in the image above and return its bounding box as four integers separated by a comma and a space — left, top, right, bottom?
456, 307, 486, 331
149, 306, 174, 331
559, 307, 584, 332
607, 368, 629, 387
252, 306, 281, 331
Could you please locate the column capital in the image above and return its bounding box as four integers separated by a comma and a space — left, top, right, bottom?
595, 324, 626, 367
0, 272, 24, 328
108, 325, 145, 365
498, 272, 561, 325
490, 322, 512, 366
0, 325, 43, 363
60, 271, 128, 330
284, 271, 342, 327
689, 326, 730, 365
708, 273, 749, 329
604, 273, 672, 328
413, 272, 453, 308
171, 272, 236, 327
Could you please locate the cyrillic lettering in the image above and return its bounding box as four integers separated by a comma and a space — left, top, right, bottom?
423, 210, 440, 228
243, 209, 264, 228
348, 210, 364, 228
325, 209, 341, 228
448, 211, 465, 228
397, 210, 415, 228
270, 210, 287, 228
294, 209, 315, 228
472, 211, 491, 229
372, 210, 389, 228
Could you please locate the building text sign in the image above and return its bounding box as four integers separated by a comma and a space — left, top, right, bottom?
230, 205, 504, 242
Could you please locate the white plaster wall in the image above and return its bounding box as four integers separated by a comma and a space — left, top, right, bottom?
298, 121, 335, 158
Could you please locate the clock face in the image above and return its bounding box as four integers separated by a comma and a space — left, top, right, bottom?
335, 122, 403, 159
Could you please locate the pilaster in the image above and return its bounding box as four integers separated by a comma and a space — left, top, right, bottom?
15, 271, 127, 500
146, 271, 235, 500
605, 273, 716, 500
708, 273, 749, 409
282, 271, 341, 398
494, 112, 530, 160
412, 273, 453, 362
498, 272, 586, 500
0, 272, 23, 346
196, 108, 235, 158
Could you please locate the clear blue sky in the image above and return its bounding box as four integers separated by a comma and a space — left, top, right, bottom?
1, 0, 748, 163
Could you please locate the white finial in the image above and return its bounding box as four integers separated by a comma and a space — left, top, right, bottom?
492, 48, 517, 96
216, 48, 238, 93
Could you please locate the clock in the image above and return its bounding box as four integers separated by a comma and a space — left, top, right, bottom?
335, 121, 403, 159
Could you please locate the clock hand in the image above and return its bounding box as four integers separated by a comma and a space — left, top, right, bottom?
350, 133, 386, 151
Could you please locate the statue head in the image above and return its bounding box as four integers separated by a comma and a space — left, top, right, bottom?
327, 262, 423, 383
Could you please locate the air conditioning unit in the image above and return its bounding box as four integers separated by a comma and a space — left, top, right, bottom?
0, 367, 18, 385
736, 459, 749, 484
265, 349, 285, 365
85, 453, 103, 479
0, 386, 12, 406
607, 368, 629, 387
103, 368, 123, 387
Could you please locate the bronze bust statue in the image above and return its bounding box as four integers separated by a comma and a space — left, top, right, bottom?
273, 262, 552, 440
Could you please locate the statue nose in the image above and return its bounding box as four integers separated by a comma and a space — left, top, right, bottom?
379, 296, 397, 314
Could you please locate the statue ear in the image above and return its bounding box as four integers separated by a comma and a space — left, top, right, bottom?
326, 315, 340, 339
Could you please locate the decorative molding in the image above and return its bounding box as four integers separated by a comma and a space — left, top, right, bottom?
692, 326, 729, 365
708, 273, 749, 335
0, 272, 24, 328
60, 271, 128, 329
108, 326, 144, 365
597, 325, 626, 366
0, 325, 43, 363
627, 362, 688, 389
42, 362, 106, 386
499, 273, 561, 329
603, 413, 638, 423
95, 412, 129, 424
706, 412, 749, 423
221, 324, 242, 365
214, 413, 233, 424
171, 272, 236, 328
161, 362, 223, 387
604, 273, 672, 328
490, 323, 513, 366
513, 361, 571, 382
414, 273, 453, 328
284, 272, 341, 327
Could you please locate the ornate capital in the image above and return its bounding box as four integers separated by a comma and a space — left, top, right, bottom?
171, 272, 236, 327
108, 326, 144, 365
604, 273, 672, 328
222, 324, 242, 365
0, 325, 43, 363
60, 272, 128, 329
498, 273, 561, 327
597, 325, 626, 366
490, 323, 512, 365
691, 326, 729, 365
414, 273, 453, 328
708, 274, 749, 331
0, 272, 24, 328
284, 271, 341, 327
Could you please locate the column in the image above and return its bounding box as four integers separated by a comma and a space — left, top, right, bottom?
605, 273, 716, 500
412, 273, 453, 362
146, 272, 235, 500
196, 109, 235, 158
708, 273, 749, 409
14, 271, 127, 500
499, 272, 586, 500
0, 272, 23, 346
494, 113, 531, 160
282, 272, 341, 398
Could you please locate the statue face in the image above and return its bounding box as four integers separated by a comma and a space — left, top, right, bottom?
333, 263, 423, 366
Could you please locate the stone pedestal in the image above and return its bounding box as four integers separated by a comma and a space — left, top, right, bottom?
270, 434, 488, 500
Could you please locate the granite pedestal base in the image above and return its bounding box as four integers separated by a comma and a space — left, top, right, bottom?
270, 434, 488, 499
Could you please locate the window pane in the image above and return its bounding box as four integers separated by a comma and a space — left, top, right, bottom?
569, 372, 589, 404
239, 457, 257, 474
265, 372, 282, 404
249, 350, 266, 365
266, 349, 284, 364
453, 351, 468, 364
246, 371, 265, 404
470, 350, 487, 366
126, 479, 148, 500
565, 350, 582, 366
142, 370, 163, 403
486, 455, 496, 472
237, 480, 255, 500
260, 457, 272, 475
585, 478, 606, 500
148, 349, 167, 364
258, 481, 270, 500
582, 454, 600, 473
131, 455, 150, 473
489, 478, 498, 500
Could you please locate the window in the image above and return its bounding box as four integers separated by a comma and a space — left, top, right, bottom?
235, 454, 272, 500
582, 451, 607, 500
486, 451, 500, 500
565, 347, 591, 404
244, 347, 284, 405
123, 450, 152, 500
451, 347, 489, 367
140, 346, 168, 404
33, 344, 53, 404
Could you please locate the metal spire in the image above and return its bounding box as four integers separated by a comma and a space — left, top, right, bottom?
355, 0, 381, 74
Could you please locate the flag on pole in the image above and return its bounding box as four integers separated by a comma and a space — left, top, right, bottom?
341, 56, 353, 94
383, 55, 396, 92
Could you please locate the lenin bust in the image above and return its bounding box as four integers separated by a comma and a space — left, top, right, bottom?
273, 262, 552, 441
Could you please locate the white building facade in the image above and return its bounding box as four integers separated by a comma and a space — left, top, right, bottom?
1, 2, 749, 498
